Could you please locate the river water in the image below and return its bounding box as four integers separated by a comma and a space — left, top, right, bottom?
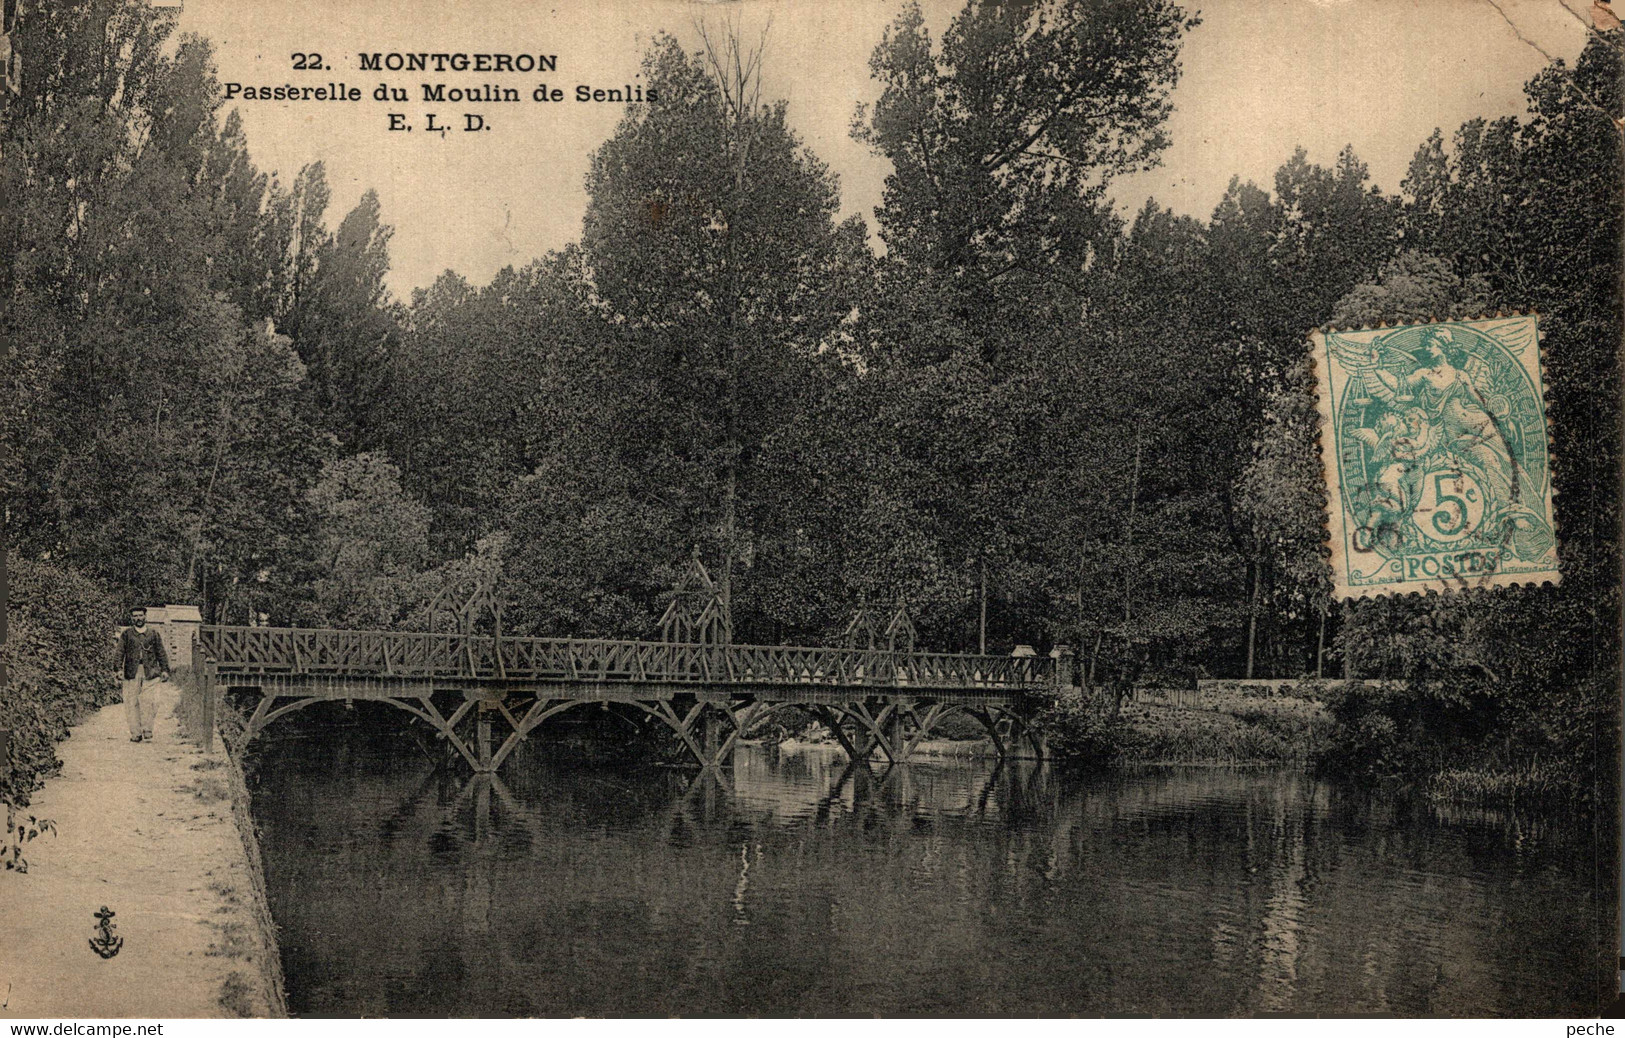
246, 732, 1613, 1017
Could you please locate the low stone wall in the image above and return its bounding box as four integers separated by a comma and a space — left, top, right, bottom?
217, 739, 289, 1017
1196, 678, 1347, 695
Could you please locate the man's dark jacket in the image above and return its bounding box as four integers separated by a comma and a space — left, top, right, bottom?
119, 626, 170, 680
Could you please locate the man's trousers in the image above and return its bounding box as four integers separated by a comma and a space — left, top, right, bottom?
122, 665, 157, 739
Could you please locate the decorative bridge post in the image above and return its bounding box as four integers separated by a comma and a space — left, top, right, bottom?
651, 550, 735, 768
426, 573, 508, 772
190, 629, 218, 755
657, 548, 731, 646
1053, 644, 1074, 689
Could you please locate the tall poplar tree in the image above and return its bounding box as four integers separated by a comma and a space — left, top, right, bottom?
503, 31, 865, 639
851, 0, 1196, 652
2, 4, 330, 614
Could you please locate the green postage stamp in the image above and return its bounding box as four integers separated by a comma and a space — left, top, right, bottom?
1311, 315, 1559, 599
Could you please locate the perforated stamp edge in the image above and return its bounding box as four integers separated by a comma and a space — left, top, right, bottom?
1308, 312, 1561, 601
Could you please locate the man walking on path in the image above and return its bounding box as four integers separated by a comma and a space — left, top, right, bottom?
118, 606, 170, 742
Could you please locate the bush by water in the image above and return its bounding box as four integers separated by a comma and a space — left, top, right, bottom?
1312, 675, 1617, 807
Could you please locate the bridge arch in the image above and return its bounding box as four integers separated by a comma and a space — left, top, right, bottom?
234, 687, 487, 771
807, 701, 1046, 764
228, 686, 1044, 774
488, 697, 610, 770
493, 696, 787, 772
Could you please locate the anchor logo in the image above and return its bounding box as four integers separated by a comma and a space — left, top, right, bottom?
89, 906, 123, 959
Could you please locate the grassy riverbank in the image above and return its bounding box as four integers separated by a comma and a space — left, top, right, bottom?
1086, 679, 1611, 811
1115, 686, 1328, 766
764, 684, 1329, 767
755, 678, 1601, 812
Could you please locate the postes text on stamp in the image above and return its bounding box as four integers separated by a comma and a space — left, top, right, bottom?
1312, 315, 1559, 599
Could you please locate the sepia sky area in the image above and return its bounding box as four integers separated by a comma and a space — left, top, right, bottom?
177, 0, 1592, 300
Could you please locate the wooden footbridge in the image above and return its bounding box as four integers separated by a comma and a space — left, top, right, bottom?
188, 561, 1069, 773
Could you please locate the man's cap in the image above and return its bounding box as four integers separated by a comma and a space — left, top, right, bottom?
129, 605, 147, 613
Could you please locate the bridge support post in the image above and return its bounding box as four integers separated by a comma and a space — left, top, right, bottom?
884, 704, 907, 764
1024, 728, 1049, 760
702, 708, 720, 765
1009, 709, 1048, 760
476, 702, 494, 772
190, 637, 217, 755
815, 706, 867, 762
972, 709, 1006, 759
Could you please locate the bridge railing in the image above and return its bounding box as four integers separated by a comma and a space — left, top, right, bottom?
198, 626, 1055, 691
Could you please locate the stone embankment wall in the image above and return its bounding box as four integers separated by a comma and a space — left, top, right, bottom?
218, 737, 289, 1017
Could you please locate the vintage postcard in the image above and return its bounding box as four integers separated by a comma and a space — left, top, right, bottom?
1313, 315, 1561, 598
1, 0, 1619, 1024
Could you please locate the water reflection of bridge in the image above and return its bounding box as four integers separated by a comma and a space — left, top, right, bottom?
192, 566, 1069, 772
405, 752, 1056, 857
321, 750, 1060, 1010
254, 741, 1592, 1017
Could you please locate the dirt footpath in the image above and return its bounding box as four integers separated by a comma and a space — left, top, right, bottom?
0, 678, 284, 1018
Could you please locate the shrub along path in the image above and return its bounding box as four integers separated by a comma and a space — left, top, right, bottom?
0, 679, 281, 1018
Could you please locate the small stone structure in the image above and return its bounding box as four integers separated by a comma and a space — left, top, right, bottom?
141, 604, 203, 666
